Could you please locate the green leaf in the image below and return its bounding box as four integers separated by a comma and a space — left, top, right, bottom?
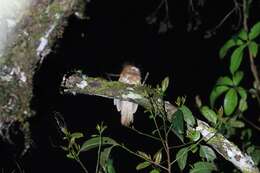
176, 147, 188, 171
232, 71, 244, 86
230, 45, 245, 74
249, 22, 260, 40
150, 169, 160, 173
190, 162, 217, 173
237, 87, 247, 99
106, 159, 116, 173
241, 129, 252, 141
228, 119, 245, 128
224, 88, 238, 116
235, 38, 244, 46
161, 76, 169, 92
137, 151, 151, 160
80, 137, 118, 152
200, 106, 217, 124
153, 149, 162, 164
179, 105, 195, 126
251, 149, 260, 165
239, 98, 248, 112
187, 128, 200, 142
190, 144, 199, 153
171, 110, 184, 142
100, 146, 117, 171
210, 85, 229, 107
247, 146, 255, 154
248, 41, 258, 57
71, 132, 84, 139
66, 153, 74, 159
216, 76, 233, 86
199, 145, 216, 162
219, 39, 236, 58
238, 29, 248, 40
136, 161, 151, 170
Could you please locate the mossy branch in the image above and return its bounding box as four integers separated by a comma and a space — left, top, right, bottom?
62, 73, 259, 173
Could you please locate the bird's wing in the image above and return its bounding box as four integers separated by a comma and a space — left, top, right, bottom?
113, 99, 121, 111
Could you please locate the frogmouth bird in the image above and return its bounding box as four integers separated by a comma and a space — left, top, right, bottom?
114, 65, 141, 126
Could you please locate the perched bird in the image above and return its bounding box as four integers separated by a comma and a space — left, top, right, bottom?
114, 65, 141, 126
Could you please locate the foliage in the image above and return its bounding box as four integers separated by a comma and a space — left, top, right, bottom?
57, 3, 260, 173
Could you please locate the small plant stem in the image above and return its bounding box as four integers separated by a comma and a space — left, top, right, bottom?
120, 145, 168, 171
161, 111, 171, 173
126, 126, 161, 141
150, 96, 172, 172
169, 141, 194, 149
170, 137, 204, 166
165, 142, 171, 173
76, 158, 89, 173
152, 116, 167, 152
95, 134, 102, 173
241, 116, 260, 131
149, 98, 168, 152
242, 0, 260, 105
72, 144, 89, 173
164, 0, 169, 19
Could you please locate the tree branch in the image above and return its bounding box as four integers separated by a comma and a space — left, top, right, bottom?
62, 73, 259, 173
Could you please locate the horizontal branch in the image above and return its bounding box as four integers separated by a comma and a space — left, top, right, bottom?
196, 120, 259, 173
62, 73, 259, 173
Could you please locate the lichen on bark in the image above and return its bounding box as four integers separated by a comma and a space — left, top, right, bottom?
0, 0, 87, 155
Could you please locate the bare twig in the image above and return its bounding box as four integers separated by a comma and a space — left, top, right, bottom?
205, 0, 241, 37
126, 126, 161, 141
241, 116, 260, 131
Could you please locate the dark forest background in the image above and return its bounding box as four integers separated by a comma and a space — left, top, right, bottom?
1, 0, 260, 172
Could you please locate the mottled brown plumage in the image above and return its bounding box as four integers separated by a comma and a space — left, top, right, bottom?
114, 65, 141, 126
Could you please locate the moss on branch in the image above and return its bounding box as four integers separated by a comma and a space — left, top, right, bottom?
62, 72, 259, 173
62, 73, 161, 111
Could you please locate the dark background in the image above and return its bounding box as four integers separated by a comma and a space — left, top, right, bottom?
2, 0, 260, 172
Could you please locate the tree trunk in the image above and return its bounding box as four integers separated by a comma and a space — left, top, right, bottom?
0, 0, 86, 155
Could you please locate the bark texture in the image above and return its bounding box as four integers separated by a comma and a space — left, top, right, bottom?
0, 0, 86, 154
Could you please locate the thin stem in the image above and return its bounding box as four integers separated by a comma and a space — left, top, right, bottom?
151, 100, 171, 173
160, 108, 171, 173
95, 135, 102, 173
72, 144, 89, 173
152, 114, 171, 173
76, 158, 89, 173
142, 72, 149, 85
169, 141, 194, 149
164, 0, 169, 19
127, 126, 161, 141
148, 97, 168, 152
155, 0, 165, 15
120, 145, 168, 171
165, 142, 171, 173
152, 116, 167, 152
150, 96, 172, 173
242, 0, 248, 31
241, 116, 260, 131
205, 0, 240, 34
242, 0, 260, 106
170, 137, 204, 166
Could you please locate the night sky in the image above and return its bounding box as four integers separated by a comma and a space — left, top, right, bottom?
2, 0, 260, 172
